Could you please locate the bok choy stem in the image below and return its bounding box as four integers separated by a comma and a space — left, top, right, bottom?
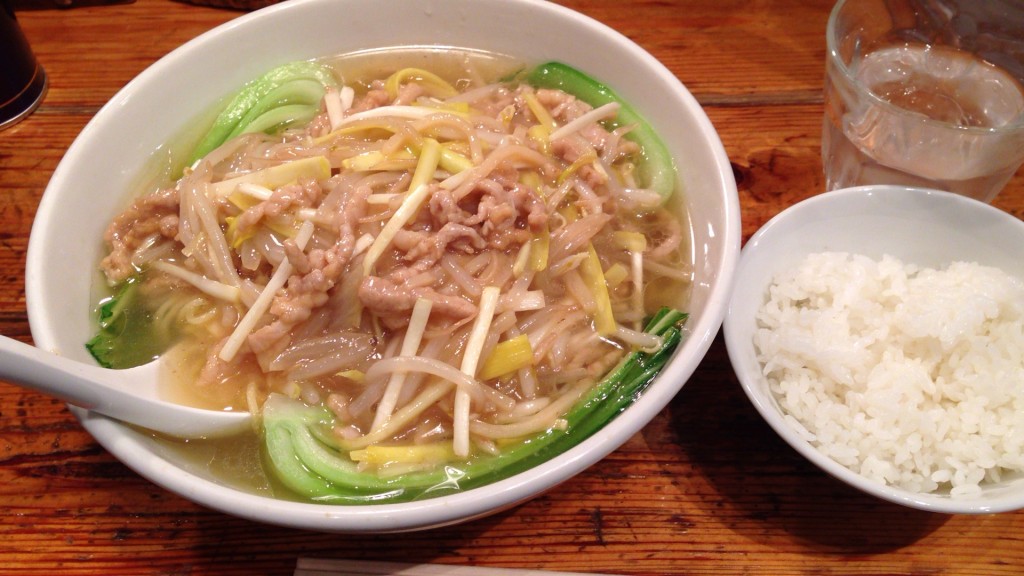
261, 307, 688, 503
188, 61, 338, 164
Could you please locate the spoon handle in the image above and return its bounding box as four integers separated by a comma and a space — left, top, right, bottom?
0, 335, 110, 409
0, 335, 252, 439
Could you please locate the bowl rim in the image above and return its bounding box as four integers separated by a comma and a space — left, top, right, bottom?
26, 0, 741, 532
724, 184, 1024, 514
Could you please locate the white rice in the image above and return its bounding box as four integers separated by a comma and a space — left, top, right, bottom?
754, 252, 1024, 497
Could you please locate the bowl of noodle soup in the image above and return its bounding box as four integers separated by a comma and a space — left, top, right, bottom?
25, 0, 739, 532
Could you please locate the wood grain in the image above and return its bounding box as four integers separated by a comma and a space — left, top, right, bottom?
2, 0, 1023, 574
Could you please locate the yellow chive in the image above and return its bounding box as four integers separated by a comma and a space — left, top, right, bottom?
580, 243, 617, 336
408, 137, 442, 193
342, 149, 417, 172
312, 122, 402, 145
519, 170, 543, 192
227, 191, 261, 210
479, 334, 534, 381
438, 144, 473, 174
421, 100, 470, 115
558, 150, 598, 185
384, 67, 458, 100
349, 442, 456, 465
498, 104, 517, 127
527, 124, 551, 155
523, 91, 557, 130
529, 225, 550, 272
604, 262, 629, 288
224, 216, 255, 249
342, 151, 384, 171
336, 369, 365, 384
613, 230, 648, 252
512, 241, 532, 277
264, 217, 301, 239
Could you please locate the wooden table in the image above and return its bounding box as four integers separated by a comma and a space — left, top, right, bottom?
3, 0, 1023, 574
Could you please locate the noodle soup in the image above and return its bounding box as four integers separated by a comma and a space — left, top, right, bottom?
90, 48, 693, 502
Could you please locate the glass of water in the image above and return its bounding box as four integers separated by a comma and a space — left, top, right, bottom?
822, 0, 1024, 203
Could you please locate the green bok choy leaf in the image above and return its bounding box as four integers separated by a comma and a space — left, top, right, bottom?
188, 61, 338, 164
262, 307, 688, 503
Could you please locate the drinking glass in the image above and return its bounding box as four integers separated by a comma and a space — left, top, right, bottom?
1, 0, 47, 130
822, 0, 1024, 203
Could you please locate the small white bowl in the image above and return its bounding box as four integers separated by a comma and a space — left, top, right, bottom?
724, 185, 1024, 514
26, 0, 739, 532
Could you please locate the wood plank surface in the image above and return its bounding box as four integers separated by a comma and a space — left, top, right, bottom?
2, 0, 1023, 574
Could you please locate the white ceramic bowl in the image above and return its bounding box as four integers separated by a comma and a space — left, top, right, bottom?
25, 0, 740, 532
724, 185, 1024, 514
